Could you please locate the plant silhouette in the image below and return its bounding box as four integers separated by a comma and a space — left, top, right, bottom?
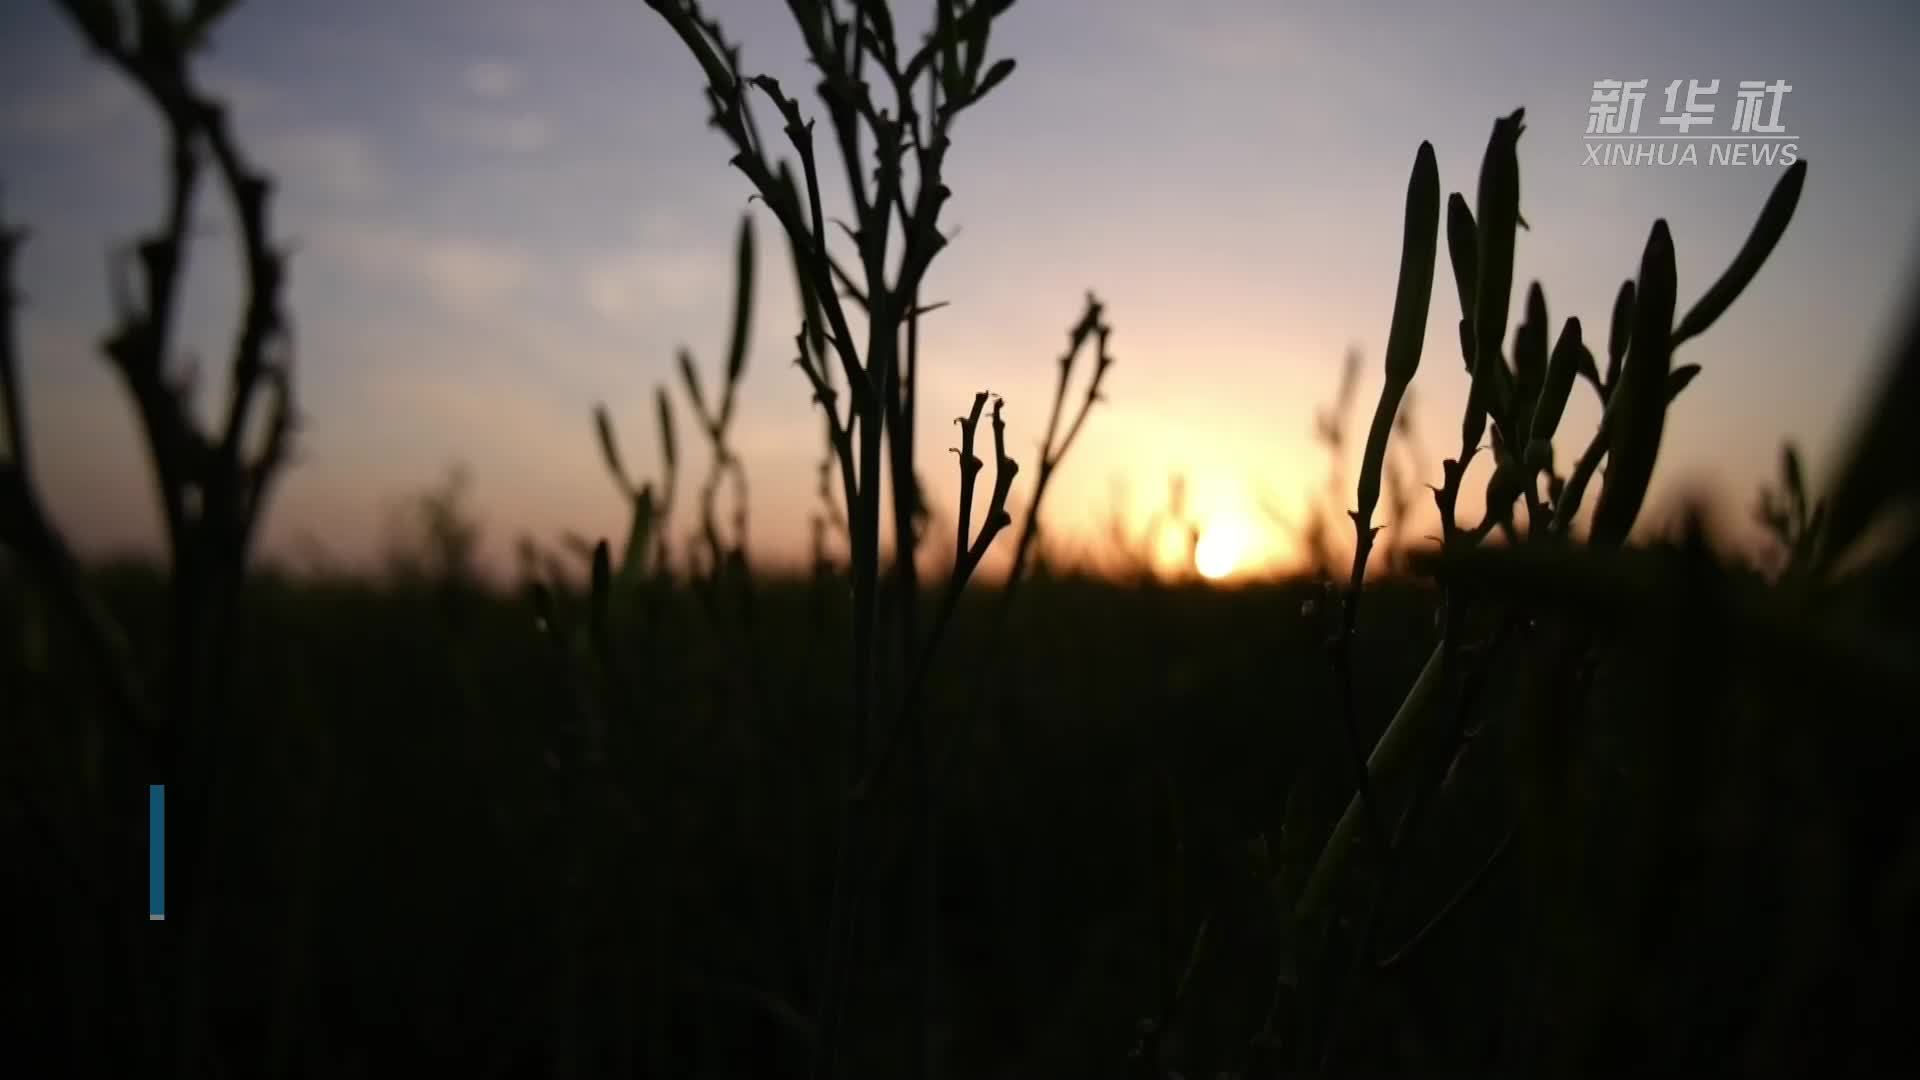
1, 3, 1916, 1079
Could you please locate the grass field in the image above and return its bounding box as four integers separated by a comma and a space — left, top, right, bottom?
9, 538, 1918, 1075
4, 1, 1919, 1076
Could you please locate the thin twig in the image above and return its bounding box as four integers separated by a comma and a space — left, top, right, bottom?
1375, 825, 1518, 972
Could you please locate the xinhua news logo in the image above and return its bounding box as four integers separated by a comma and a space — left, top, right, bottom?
1584, 79, 1799, 167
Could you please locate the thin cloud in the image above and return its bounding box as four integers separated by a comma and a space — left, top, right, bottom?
422, 102, 549, 153
1, 59, 275, 139
320, 222, 532, 314
197, 62, 281, 119
259, 129, 384, 202
581, 246, 721, 326
0, 67, 140, 138
463, 60, 524, 99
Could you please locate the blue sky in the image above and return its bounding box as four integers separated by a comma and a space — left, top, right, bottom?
3, 0, 1917, 578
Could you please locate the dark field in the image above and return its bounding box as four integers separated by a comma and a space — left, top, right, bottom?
5, 0, 1920, 1076
7, 549, 1919, 1075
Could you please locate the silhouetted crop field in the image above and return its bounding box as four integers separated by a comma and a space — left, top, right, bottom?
3, 1, 1918, 1077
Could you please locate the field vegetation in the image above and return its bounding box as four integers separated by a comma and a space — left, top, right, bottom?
4, 1, 1918, 1076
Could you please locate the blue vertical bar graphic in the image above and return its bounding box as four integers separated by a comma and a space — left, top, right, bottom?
149, 785, 165, 921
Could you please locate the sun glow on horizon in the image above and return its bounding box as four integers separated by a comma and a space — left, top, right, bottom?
1194, 517, 1253, 581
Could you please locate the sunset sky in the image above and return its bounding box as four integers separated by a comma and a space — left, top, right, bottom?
3, 0, 1917, 580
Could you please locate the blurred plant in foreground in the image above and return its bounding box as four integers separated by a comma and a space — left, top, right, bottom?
0, 0, 295, 1074
1223, 101, 1917, 1074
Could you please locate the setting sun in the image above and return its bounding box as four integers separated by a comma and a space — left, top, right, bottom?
1194, 518, 1251, 581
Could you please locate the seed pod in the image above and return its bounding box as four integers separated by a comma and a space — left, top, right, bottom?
1666, 363, 1702, 402
1590, 220, 1677, 546
1516, 284, 1547, 380
1574, 343, 1602, 398
1484, 453, 1525, 526
1446, 193, 1477, 345
594, 402, 634, 496
1472, 109, 1525, 430
725, 213, 755, 386
1529, 317, 1585, 446
1385, 143, 1442, 386
1606, 279, 1635, 392
938, 0, 965, 100
1511, 282, 1548, 438
1672, 160, 1806, 348
1354, 141, 1440, 529
974, 57, 1017, 102
679, 348, 710, 430
655, 385, 677, 476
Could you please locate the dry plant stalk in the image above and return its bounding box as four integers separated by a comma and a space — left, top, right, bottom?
642, 3, 1047, 1074
1, 1, 297, 1073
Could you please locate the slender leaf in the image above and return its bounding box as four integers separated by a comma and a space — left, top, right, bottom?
1591, 220, 1677, 546
1672, 160, 1807, 348
1666, 362, 1702, 402
1529, 317, 1584, 446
